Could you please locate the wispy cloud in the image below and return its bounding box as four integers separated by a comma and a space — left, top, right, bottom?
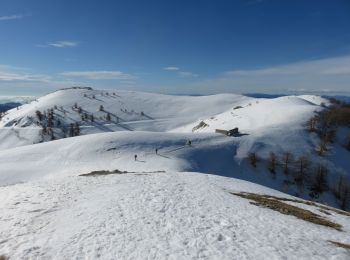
178, 71, 198, 78
0, 65, 51, 82
163, 66, 180, 71
0, 64, 83, 90
0, 14, 23, 21
61, 70, 135, 80
190, 55, 350, 94
163, 66, 198, 78
37, 41, 79, 48
225, 55, 350, 76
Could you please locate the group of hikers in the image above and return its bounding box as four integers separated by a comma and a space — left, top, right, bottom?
134, 139, 192, 161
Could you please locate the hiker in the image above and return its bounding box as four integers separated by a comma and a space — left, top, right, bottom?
134, 154, 137, 161
187, 140, 192, 146
155, 148, 158, 154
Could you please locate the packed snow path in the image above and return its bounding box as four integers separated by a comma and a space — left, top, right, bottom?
0, 172, 349, 259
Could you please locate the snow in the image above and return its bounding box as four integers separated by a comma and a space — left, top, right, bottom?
1, 172, 349, 259
0, 88, 349, 201
173, 96, 321, 133
0, 88, 349, 259
0, 88, 250, 150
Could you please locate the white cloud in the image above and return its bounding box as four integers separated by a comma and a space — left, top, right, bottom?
61, 70, 135, 80
0, 65, 51, 82
163, 67, 180, 71
37, 41, 78, 48
163, 66, 198, 78
48, 41, 78, 48
0, 14, 23, 21
225, 55, 350, 76
190, 55, 350, 94
178, 71, 198, 78
0, 65, 83, 90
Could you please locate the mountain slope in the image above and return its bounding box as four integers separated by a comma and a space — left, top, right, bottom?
0, 128, 347, 210
1, 171, 349, 259
0, 87, 327, 150
0, 87, 349, 210
0, 87, 251, 150
1, 88, 350, 259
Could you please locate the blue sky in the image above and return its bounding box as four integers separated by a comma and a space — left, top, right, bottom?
0, 0, 350, 96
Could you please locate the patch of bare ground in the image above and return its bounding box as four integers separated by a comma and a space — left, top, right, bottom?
79, 169, 165, 177
79, 169, 127, 176
232, 192, 343, 231
257, 194, 350, 217
328, 240, 350, 250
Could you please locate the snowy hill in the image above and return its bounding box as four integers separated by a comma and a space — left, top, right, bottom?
0, 87, 349, 207
0, 87, 326, 150
0, 87, 251, 150
0, 87, 349, 259
1, 171, 350, 259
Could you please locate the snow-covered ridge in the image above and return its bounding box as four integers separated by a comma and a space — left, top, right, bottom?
0, 88, 348, 205
0, 87, 327, 150
1, 87, 350, 259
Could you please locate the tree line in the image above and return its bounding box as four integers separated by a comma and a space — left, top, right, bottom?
248, 151, 349, 211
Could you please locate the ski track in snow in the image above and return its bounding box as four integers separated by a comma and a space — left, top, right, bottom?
0, 172, 349, 259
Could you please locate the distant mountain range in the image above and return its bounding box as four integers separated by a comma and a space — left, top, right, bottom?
0, 102, 22, 112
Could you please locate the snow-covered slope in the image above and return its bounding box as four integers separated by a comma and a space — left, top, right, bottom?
174, 96, 323, 133
1, 87, 349, 259
0, 88, 327, 149
0, 87, 251, 150
1, 171, 350, 259
0, 128, 347, 210
0, 88, 348, 204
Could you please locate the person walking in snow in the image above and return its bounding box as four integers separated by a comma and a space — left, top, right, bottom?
187, 140, 192, 146
134, 154, 137, 161
155, 148, 158, 154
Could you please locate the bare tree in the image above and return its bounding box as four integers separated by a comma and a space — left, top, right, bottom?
333, 175, 346, 200
282, 152, 293, 175
36, 110, 43, 121
268, 152, 277, 174
295, 155, 310, 187
309, 163, 329, 198
248, 152, 258, 168
333, 175, 350, 210
340, 184, 350, 210
307, 117, 317, 132
317, 138, 327, 156
74, 123, 80, 136
346, 133, 350, 151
